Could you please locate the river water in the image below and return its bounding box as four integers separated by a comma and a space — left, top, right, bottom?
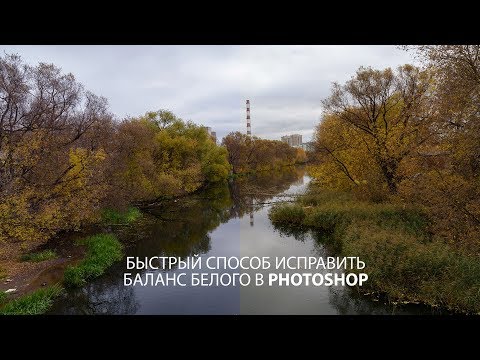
49, 167, 438, 315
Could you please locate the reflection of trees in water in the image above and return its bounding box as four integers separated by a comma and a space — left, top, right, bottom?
328, 287, 394, 315
271, 224, 312, 243
292, 176, 304, 187
310, 231, 341, 256
120, 185, 232, 259
270, 221, 334, 253
229, 166, 305, 218
327, 287, 440, 315
119, 166, 307, 260
51, 264, 140, 315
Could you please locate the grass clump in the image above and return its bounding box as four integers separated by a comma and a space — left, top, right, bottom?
21, 249, 57, 262
269, 188, 480, 313
64, 234, 123, 287
0, 291, 6, 304
101, 207, 141, 225
0, 284, 63, 315
268, 204, 305, 226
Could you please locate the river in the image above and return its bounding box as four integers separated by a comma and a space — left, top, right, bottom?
49, 166, 440, 314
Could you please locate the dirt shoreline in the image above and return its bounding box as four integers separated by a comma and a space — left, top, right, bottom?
0, 232, 88, 300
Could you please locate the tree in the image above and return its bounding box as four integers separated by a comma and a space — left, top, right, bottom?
109, 110, 230, 205
0, 54, 231, 246
0, 54, 113, 244
222, 132, 298, 174
399, 46, 480, 250
314, 53, 480, 250
221, 132, 251, 174
320, 65, 435, 194
312, 113, 390, 200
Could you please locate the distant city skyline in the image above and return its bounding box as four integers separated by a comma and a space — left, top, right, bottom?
0, 46, 414, 142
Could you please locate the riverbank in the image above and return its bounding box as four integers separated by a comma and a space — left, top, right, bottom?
40, 167, 451, 314
269, 188, 480, 314
0, 235, 86, 299
228, 163, 302, 179
0, 208, 138, 314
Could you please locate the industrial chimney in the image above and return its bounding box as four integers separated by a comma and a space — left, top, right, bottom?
246, 99, 251, 136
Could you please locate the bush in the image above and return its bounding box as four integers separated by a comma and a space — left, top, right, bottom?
64, 234, 123, 287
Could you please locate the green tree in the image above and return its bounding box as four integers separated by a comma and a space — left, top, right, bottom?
110, 110, 230, 205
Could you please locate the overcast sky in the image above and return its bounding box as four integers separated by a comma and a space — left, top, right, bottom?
0, 45, 414, 142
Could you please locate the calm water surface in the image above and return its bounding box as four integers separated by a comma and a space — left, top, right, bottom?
50, 167, 439, 315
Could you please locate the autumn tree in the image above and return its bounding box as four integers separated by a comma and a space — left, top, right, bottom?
109, 110, 230, 205
312, 114, 381, 198
222, 132, 298, 174
314, 52, 480, 250
0, 54, 231, 247
408, 46, 480, 178
398, 46, 480, 250
221, 132, 258, 173
318, 65, 436, 195
0, 54, 114, 244
295, 148, 307, 164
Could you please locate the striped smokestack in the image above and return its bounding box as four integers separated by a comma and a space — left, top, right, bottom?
246, 99, 251, 136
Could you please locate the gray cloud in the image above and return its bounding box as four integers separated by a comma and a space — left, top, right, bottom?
0, 45, 414, 142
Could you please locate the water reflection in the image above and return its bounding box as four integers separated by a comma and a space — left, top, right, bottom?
228, 166, 306, 216
121, 166, 306, 259
50, 263, 140, 315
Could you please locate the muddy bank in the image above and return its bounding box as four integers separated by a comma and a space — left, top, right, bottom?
0, 231, 91, 299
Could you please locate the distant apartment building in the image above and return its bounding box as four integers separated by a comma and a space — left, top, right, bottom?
205, 126, 217, 144
301, 142, 314, 152
281, 134, 302, 147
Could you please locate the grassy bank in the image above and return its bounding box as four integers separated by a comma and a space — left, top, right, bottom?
0, 234, 123, 314
21, 249, 57, 262
64, 234, 123, 287
101, 207, 142, 225
0, 285, 63, 315
269, 190, 480, 313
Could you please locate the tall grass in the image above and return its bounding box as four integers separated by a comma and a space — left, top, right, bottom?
64, 234, 123, 287
101, 207, 141, 225
0, 284, 63, 315
269, 189, 480, 313
21, 249, 57, 262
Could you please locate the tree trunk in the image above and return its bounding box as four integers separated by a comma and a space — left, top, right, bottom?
379, 160, 398, 194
